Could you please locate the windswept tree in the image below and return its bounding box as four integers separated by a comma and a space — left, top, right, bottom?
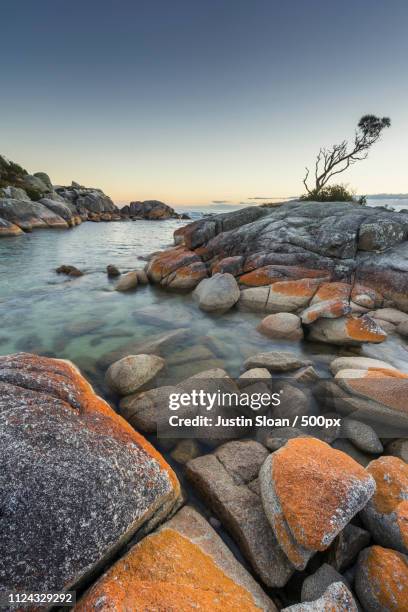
303, 115, 391, 198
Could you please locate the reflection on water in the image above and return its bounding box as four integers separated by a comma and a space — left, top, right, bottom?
1, 219, 407, 397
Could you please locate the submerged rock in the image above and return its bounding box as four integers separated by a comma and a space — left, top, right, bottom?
259, 437, 376, 570
0, 353, 180, 601
244, 351, 312, 372
56, 264, 84, 277
106, 264, 121, 277
105, 354, 165, 396
76, 506, 276, 611
115, 270, 139, 291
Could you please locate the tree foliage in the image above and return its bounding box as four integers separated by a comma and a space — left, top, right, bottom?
303, 115, 391, 197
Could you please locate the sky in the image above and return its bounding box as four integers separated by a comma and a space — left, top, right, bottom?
1, 0, 408, 206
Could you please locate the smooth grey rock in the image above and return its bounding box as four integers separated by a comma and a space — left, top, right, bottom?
193, 273, 240, 312
39, 198, 74, 221
105, 354, 165, 396
244, 351, 312, 372
0, 198, 68, 230
301, 564, 348, 602
257, 312, 303, 340
341, 419, 383, 454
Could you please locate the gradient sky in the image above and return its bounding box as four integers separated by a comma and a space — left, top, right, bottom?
1, 0, 408, 205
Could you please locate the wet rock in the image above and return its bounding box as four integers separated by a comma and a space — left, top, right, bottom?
328, 524, 371, 572
301, 563, 348, 602
259, 438, 376, 570
300, 299, 351, 324
0, 352, 180, 600
106, 264, 121, 277
282, 582, 358, 611
239, 368, 272, 383
56, 264, 83, 277
193, 273, 240, 313
105, 354, 165, 396
355, 545, 408, 611
135, 269, 149, 284
292, 365, 319, 383
64, 319, 104, 336
330, 356, 398, 376
341, 419, 383, 454
167, 344, 215, 366
257, 313, 303, 341
272, 384, 312, 421
146, 246, 208, 290
97, 328, 189, 368
360, 456, 408, 554
244, 351, 312, 372
186, 441, 294, 587
0, 217, 24, 236
170, 439, 201, 464
239, 286, 270, 312
308, 315, 387, 346
115, 270, 139, 291
76, 506, 277, 611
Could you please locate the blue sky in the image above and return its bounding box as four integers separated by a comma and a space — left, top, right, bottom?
1, 0, 407, 205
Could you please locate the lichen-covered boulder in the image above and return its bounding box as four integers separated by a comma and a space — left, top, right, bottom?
259, 438, 376, 569
76, 506, 277, 611
0, 353, 180, 601
264, 279, 323, 313
308, 315, 387, 345
239, 265, 329, 287
193, 273, 240, 312
355, 546, 408, 612
146, 246, 208, 290
360, 456, 408, 554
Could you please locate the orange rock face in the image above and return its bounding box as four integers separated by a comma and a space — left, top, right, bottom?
311, 281, 351, 303
146, 246, 208, 289
301, 299, 351, 324
342, 369, 408, 416
356, 546, 408, 611
76, 507, 275, 611
239, 265, 330, 287
346, 316, 387, 342
260, 438, 375, 569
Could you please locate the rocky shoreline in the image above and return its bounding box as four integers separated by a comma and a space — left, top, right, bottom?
0, 154, 186, 237
1, 198, 408, 610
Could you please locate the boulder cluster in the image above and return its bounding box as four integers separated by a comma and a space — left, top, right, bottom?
0, 154, 186, 236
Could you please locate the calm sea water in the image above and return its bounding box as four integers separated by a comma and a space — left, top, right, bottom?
1, 205, 407, 397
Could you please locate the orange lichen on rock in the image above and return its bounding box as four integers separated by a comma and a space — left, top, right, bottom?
271, 438, 375, 551
351, 282, 383, 308
76, 528, 265, 612
239, 265, 329, 287
366, 456, 408, 514
269, 278, 322, 298
312, 281, 351, 303
345, 371, 408, 416
359, 546, 408, 611
346, 315, 387, 342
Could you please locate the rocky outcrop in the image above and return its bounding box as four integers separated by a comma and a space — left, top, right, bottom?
0, 353, 180, 601
148, 200, 408, 312
125, 199, 182, 220
76, 506, 276, 611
